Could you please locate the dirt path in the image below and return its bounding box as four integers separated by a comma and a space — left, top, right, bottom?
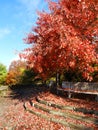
0, 97, 19, 129
0, 86, 60, 130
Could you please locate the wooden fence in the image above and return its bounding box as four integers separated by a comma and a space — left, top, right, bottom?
57, 82, 98, 100
62, 82, 98, 92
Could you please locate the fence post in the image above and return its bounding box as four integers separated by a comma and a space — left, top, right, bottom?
95, 95, 98, 102
68, 82, 72, 98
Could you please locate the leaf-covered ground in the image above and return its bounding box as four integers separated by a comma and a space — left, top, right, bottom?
0, 86, 98, 130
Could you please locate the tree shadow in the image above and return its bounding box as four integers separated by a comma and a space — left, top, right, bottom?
9, 84, 49, 102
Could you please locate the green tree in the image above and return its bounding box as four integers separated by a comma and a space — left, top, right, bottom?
20, 69, 37, 85
0, 63, 7, 85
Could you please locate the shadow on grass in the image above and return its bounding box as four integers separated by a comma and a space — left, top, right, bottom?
9, 84, 49, 102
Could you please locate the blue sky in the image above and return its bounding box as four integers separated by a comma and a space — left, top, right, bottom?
0, 0, 48, 69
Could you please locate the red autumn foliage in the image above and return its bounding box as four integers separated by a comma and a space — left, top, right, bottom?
20, 0, 98, 81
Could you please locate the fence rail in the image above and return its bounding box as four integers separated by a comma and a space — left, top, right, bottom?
57, 82, 98, 100
62, 82, 98, 92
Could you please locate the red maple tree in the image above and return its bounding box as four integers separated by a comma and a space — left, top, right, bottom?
20, 0, 98, 81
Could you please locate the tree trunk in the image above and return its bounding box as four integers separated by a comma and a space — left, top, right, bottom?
56, 72, 60, 87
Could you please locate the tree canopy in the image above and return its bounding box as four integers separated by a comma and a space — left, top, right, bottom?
20, 0, 98, 81
6, 60, 26, 86
6, 60, 37, 86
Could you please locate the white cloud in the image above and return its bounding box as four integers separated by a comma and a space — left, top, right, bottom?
18, 0, 47, 15
20, 0, 40, 8
16, 0, 48, 33
18, 0, 41, 13
7, 55, 20, 69
0, 28, 11, 39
